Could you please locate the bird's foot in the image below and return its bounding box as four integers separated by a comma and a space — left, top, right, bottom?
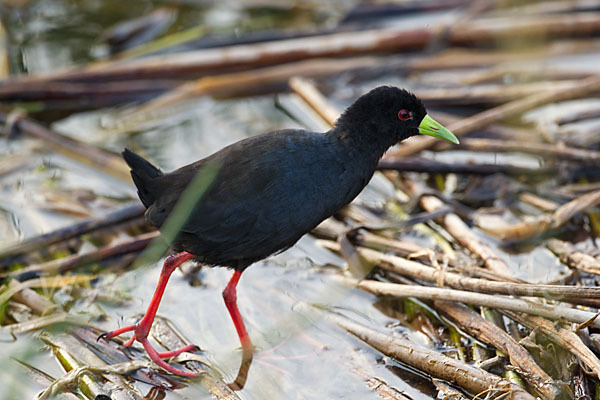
98, 323, 200, 377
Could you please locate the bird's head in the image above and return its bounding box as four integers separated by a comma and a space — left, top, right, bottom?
335, 86, 458, 147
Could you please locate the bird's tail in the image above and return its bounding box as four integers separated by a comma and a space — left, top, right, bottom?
122, 148, 163, 208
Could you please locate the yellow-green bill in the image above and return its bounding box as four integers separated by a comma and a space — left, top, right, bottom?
418, 114, 459, 144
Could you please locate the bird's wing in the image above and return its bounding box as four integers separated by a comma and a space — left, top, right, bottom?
147, 130, 334, 254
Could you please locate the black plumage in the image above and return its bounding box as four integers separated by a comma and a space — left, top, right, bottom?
122, 87, 428, 269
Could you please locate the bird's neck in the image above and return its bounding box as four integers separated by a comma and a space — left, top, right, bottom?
329, 125, 395, 165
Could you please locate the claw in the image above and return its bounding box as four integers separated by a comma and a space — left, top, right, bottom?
97, 332, 108, 342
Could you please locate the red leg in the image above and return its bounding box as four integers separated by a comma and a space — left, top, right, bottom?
223, 270, 252, 351
223, 270, 254, 390
98, 251, 198, 376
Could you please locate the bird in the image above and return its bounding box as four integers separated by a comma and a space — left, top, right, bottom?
99, 86, 458, 383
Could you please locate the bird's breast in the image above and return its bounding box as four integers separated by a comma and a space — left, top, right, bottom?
260, 146, 374, 236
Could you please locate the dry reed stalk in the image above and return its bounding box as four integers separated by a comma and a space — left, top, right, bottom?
335, 275, 600, 329
433, 300, 557, 400
9, 13, 600, 84
1, 312, 86, 334
1, 276, 97, 309
431, 380, 469, 399
7, 231, 158, 280
547, 239, 600, 275
406, 37, 600, 73
345, 245, 600, 304
518, 193, 560, 212
109, 57, 378, 131
419, 195, 514, 277
503, 311, 600, 380
378, 157, 555, 175
0, 203, 145, 264
348, 233, 516, 283
476, 189, 600, 240
331, 312, 537, 400
352, 368, 412, 400
414, 80, 580, 105
289, 76, 339, 125
0, 79, 178, 102
557, 106, 600, 125
453, 138, 600, 167
0, 112, 130, 180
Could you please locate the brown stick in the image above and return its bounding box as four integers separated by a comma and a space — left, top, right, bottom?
2, 113, 131, 181
547, 239, 600, 275
406, 38, 600, 73
332, 312, 537, 400
336, 275, 600, 328
419, 194, 514, 277
0, 203, 145, 265
288, 76, 339, 126
433, 300, 557, 400
414, 80, 581, 105
328, 244, 600, 304
503, 311, 600, 380
476, 189, 600, 241
111, 57, 378, 129
557, 106, 600, 125
0, 80, 179, 102
352, 368, 412, 400
452, 138, 600, 167
557, 181, 600, 197
348, 233, 519, 283
9, 280, 56, 315
8, 13, 600, 85
431, 380, 470, 399
377, 157, 556, 176
351, 232, 465, 266
7, 232, 158, 281
518, 193, 560, 212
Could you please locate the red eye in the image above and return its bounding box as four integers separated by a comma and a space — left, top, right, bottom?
398, 109, 412, 121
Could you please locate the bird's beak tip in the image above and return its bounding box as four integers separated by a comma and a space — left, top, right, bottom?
418, 114, 459, 144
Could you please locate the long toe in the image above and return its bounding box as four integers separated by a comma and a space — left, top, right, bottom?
140, 338, 199, 377
98, 324, 137, 341
123, 335, 136, 347
157, 344, 200, 359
